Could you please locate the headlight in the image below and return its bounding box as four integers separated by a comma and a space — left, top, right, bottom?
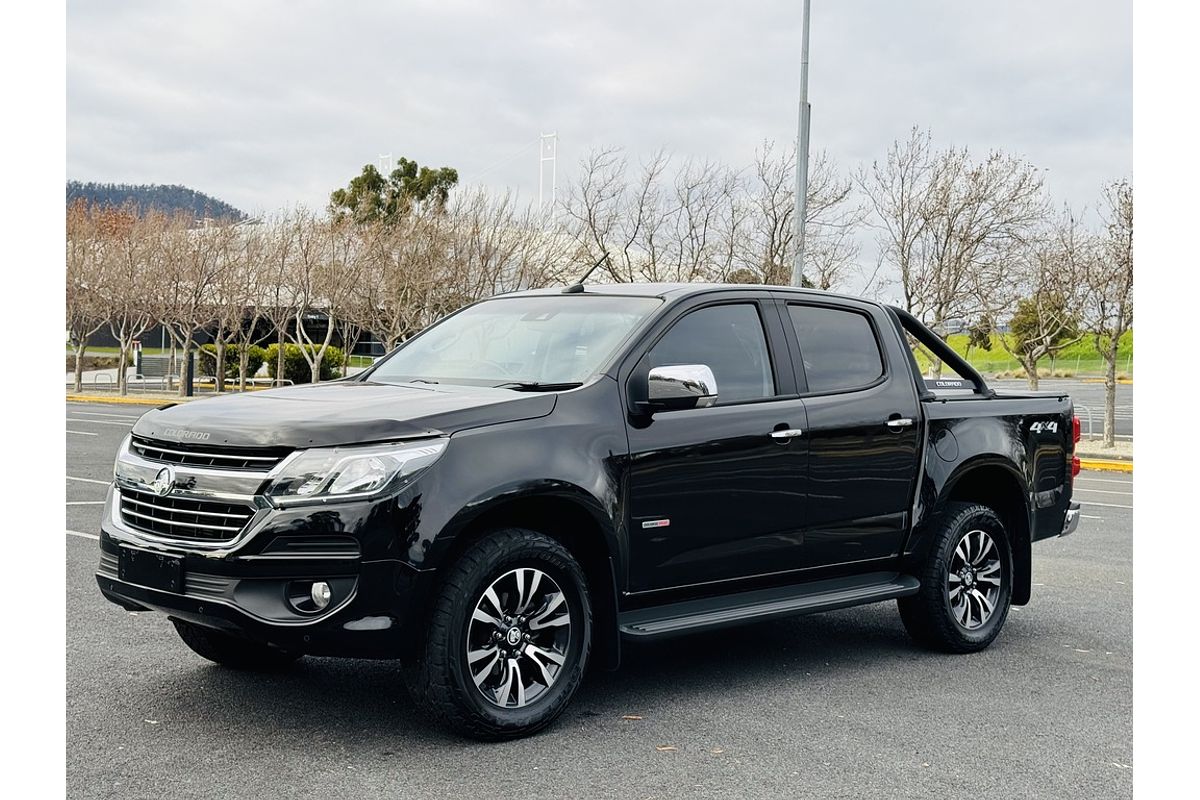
113, 433, 132, 480
265, 439, 447, 507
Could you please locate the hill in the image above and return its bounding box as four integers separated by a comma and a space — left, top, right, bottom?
66, 181, 246, 221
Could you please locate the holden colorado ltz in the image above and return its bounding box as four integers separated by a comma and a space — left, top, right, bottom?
97, 283, 1081, 740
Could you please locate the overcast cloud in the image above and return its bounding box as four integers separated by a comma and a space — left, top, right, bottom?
67, 0, 1130, 219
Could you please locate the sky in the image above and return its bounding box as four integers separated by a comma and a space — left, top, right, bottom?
67, 0, 1130, 221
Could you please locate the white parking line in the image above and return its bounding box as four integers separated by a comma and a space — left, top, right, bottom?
66, 417, 134, 427
1080, 501, 1134, 509
67, 430, 98, 436
1073, 488, 1133, 496
66, 530, 99, 540
66, 501, 105, 505
67, 411, 143, 419
1081, 514, 1104, 520
67, 476, 110, 485
1076, 477, 1133, 485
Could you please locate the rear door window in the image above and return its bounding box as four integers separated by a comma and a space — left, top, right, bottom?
787, 304, 884, 393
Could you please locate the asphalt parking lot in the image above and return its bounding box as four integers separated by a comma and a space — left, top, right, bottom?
66, 399, 1132, 800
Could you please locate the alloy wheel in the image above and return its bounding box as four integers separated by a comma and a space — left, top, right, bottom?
466, 567, 572, 709
947, 529, 1002, 630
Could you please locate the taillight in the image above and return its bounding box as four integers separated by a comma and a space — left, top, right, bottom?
1072, 416, 1081, 445
1071, 456, 1080, 478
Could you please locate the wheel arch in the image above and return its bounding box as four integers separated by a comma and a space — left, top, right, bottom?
429, 486, 623, 670
938, 460, 1033, 605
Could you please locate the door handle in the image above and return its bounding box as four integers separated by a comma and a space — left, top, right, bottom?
770, 428, 805, 440
886, 418, 915, 429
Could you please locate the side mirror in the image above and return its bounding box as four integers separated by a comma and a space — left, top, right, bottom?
647, 364, 718, 411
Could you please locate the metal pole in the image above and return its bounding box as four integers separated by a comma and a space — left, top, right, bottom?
539, 132, 558, 216
184, 349, 195, 397
790, 0, 812, 288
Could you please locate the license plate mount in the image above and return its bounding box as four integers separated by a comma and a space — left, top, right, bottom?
118, 547, 184, 593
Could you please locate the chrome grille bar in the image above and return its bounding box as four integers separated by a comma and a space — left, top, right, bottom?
120, 508, 244, 533
121, 494, 249, 519
130, 436, 290, 472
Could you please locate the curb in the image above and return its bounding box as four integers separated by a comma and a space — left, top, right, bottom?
1078, 458, 1133, 473
66, 394, 179, 406
1081, 378, 1133, 385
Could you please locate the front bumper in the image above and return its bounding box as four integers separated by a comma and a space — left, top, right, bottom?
1061, 501, 1081, 537
95, 479, 437, 658
96, 533, 428, 657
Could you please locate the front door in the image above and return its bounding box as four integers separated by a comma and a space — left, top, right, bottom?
624, 299, 809, 592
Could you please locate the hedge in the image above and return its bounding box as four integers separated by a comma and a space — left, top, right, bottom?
264, 343, 346, 384
197, 344, 268, 381
65, 354, 121, 372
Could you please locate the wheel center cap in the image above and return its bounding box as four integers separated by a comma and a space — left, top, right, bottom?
505, 628, 523, 646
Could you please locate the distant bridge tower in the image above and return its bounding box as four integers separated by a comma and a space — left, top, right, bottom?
538, 132, 558, 214
378, 153, 393, 174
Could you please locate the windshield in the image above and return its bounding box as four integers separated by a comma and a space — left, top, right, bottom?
366, 294, 662, 388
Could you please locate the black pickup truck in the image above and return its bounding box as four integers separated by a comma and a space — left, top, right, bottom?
97, 283, 1080, 739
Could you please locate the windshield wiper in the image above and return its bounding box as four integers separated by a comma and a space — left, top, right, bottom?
491, 381, 583, 392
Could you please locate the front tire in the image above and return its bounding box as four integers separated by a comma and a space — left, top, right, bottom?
171, 619, 302, 671
403, 528, 592, 740
898, 502, 1012, 653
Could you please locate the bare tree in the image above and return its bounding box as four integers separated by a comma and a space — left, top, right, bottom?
224, 222, 274, 390
561, 148, 750, 284
100, 208, 159, 395
255, 210, 302, 385
562, 147, 669, 282
859, 128, 1047, 373
857, 128, 937, 309
66, 202, 109, 392
739, 142, 861, 288
149, 215, 227, 396
204, 223, 245, 391
1082, 180, 1133, 447
353, 217, 436, 351
448, 188, 575, 300
285, 213, 362, 383
996, 207, 1088, 389
667, 159, 743, 283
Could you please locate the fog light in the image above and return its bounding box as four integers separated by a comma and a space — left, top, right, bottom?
311, 581, 332, 610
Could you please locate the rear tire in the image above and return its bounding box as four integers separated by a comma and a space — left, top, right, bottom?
172, 619, 302, 671
898, 502, 1012, 653
403, 528, 592, 741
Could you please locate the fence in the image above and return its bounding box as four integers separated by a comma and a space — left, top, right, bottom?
73, 351, 295, 394
1075, 404, 1134, 442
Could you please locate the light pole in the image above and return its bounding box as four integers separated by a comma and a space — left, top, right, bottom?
790, 0, 812, 288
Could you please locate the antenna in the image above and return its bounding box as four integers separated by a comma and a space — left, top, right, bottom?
538, 132, 558, 213
562, 251, 610, 293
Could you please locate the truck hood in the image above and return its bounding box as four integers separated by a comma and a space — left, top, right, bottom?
132, 381, 557, 448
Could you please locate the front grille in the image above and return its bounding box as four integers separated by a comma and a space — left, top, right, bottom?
118, 489, 256, 543
131, 436, 291, 472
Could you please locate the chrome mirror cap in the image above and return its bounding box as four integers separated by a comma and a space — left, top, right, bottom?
647, 364, 719, 410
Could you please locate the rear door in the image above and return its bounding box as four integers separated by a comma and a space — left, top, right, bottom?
778, 297, 922, 568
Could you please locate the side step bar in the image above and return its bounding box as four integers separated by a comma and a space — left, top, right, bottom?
618, 572, 920, 640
